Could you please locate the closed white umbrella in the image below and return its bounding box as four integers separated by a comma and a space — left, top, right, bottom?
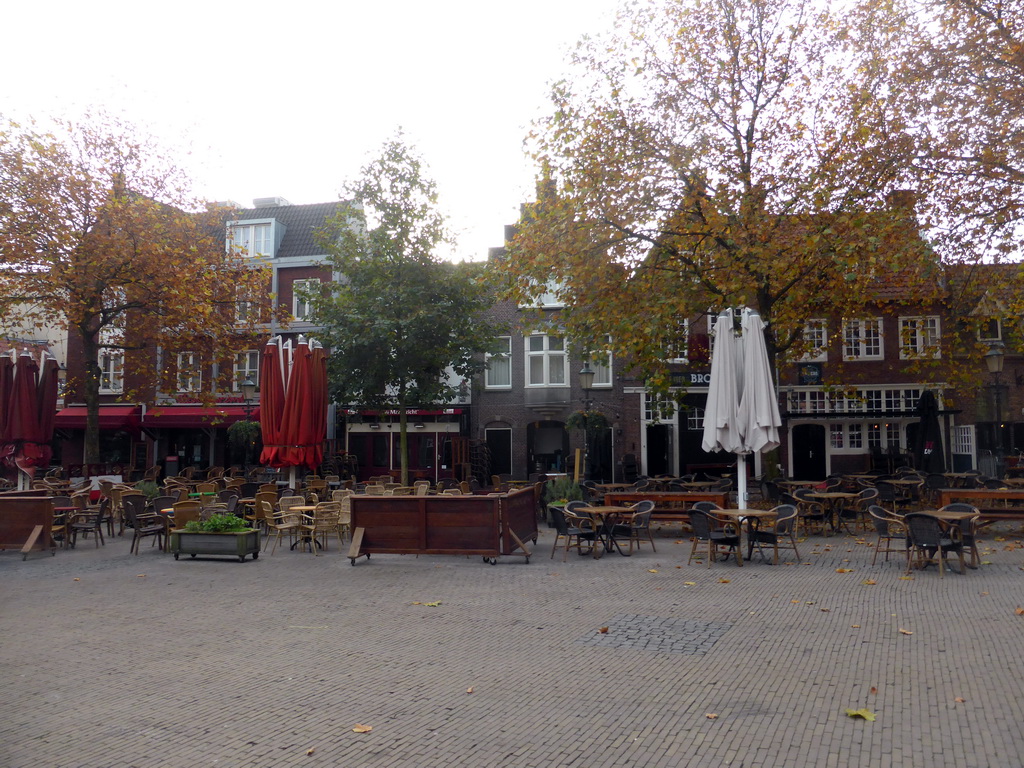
701, 308, 781, 508
701, 310, 743, 455
737, 311, 781, 454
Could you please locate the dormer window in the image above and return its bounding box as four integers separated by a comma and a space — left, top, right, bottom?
228, 222, 272, 258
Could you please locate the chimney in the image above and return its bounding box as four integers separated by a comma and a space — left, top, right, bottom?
252, 196, 292, 208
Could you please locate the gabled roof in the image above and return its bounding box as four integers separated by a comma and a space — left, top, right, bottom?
231, 201, 347, 259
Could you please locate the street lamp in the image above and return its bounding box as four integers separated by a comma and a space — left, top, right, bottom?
240, 376, 257, 420
986, 342, 1005, 478
239, 376, 258, 473
578, 361, 595, 481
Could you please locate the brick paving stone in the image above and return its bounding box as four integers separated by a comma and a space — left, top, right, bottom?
3, 522, 1024, 766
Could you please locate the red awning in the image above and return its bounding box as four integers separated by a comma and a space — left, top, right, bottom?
142, 405, 254, 429
55, 405, 142, 431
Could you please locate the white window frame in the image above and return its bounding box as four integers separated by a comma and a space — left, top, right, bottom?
228, 221, 273, 259
176, 351, 202, 393
518, 279, 565, 309
98, 348, 124, 394
664, 319, 690, 363
801, 319, 828, 362
484, 336, 512, 389
525, 334, 567, 387
843, 318, 884, 361
953, 424, 975, 458
977, 318, 1002, 343
591, 335, 613, 388
899, 316, 940, 359
644, 392, 675, 422
233, 350, 260, 392
292, 278, 320, 322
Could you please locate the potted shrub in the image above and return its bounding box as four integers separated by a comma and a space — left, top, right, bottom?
170, 513, 260, 562
544, 476, 585, 526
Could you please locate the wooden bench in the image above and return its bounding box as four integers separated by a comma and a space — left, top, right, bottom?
936, 489, 1024, 524
602, 492, 730, 527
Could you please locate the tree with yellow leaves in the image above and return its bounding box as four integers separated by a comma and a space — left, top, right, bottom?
0, 115, 274, 462
499, 0, 944, 394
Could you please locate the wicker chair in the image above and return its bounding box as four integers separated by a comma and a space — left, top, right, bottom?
549, 506, 596, 561
904, 512, 965, 578
867, 505, 908, 566
746, 504, 800, 564
611, 500, 656, 555
939, 503, 981, 568
687, 509, 741, 567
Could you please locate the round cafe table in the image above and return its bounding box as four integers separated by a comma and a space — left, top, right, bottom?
712, 509, 779, 565
577, 505, 632, 558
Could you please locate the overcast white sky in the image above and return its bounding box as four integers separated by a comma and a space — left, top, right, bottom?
2, 0, 623, 261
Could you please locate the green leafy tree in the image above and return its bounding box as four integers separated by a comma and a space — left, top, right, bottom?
312, 136, 501, 485
499, 0, 944, 395
0, 114, 272, 463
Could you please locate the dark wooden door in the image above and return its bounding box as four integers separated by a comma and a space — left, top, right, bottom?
791, 424, 827, 479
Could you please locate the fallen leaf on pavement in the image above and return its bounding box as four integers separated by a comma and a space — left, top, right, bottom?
648, 569, 659, 573
73, 578, 80, 581
684, 581, 697, 586
718, 578, 730, 583
1016, 606, 1024, 616
844, 708, 876, 721
836, 568, 854, 573
820, 608, 830, 612
870, 686, 877, 695
306, 748, 315, 755
136, 574, 146, 578
899, 628, 913, 635
466, 687, 474, 694
955, 697, 966, 703
352, 724, 373, 733
599, 627, 609, 633
851, 624, 861, 628
862, 579, 877, 585
706, 713, 718, 719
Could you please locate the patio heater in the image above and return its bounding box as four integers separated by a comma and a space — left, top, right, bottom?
985, 342, 1005, 478
578, 361, 595, 481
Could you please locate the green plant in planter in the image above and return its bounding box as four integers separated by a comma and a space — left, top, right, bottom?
545, 476, 584, 504
134, 479, 160, 500
183, 513, 249, 533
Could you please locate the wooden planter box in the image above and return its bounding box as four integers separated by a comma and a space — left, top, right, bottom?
170, 529, 260, 562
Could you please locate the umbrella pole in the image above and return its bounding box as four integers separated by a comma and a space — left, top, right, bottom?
290, 466, 297, 491
737, 454, 747, 509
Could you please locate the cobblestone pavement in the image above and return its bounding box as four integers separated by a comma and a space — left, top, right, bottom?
3, 518, 1024, 767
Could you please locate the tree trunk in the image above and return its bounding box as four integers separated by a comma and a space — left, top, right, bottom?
80, 328, 103, 465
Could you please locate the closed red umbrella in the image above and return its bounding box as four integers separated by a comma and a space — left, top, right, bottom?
36, 351, 59, 446
258, 337, 286, 467
8, 350, 54, 480
0, 354, 14, 473
280, 337, 320, 471
309, 342, 328, 470
260, 335, 328, 476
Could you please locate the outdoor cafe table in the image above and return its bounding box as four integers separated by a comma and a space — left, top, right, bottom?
777, 479, 821, 490
594, 482, 634, 492
712, 509, 778, 566
579, 505, 632, 559
805, 491, 859, 533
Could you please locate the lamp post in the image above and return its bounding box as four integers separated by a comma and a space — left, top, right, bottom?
241, 376, 257, 419
240, 376, 257, 471
578, 361, 595, 481
985, 342, 1005, 478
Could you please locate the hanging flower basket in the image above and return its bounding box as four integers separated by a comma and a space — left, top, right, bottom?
565, 409, 610, 436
